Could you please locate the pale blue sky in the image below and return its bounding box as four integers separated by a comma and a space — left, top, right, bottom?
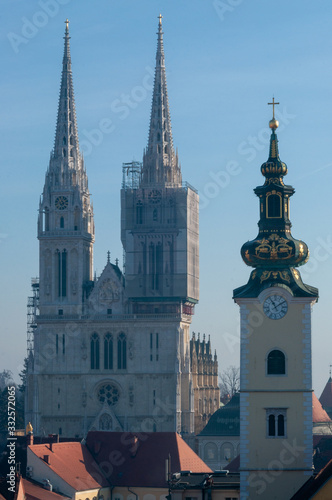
1, 0, 332, 396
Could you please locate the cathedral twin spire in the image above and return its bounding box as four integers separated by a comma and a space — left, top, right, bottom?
50, 16, 181, 190
142, 15, 182, 187
53, 19, 80, 164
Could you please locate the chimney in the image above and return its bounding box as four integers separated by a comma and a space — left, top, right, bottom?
49, 442, 53, 452
43, 455, 50, 464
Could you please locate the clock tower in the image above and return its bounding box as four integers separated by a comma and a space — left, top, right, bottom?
233, 102, 318, 499
37, 19, 94, 316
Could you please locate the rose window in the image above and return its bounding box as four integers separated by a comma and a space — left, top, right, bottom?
97, 383, 120, 406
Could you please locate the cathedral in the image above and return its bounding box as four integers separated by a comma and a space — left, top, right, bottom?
25, 18, 219, 439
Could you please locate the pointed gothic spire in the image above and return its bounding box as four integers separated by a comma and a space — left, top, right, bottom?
53, 19, 80, 167
141, 15, 182, 187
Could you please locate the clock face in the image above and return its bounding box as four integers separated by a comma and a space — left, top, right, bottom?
55, 196, 68, 210
263, 295, 288, 320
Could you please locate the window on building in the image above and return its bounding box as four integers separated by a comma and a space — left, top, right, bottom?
56, 249, 67, 297
266, 409, 287, 438
62, 334, 65, 355
104, 333, 113, 370
90, 333, 100, 370
56, 334, 58, 355
117, 333, 127, 369
267, 349, 286, 375
204, 442, 218, 461
267, 193, 282, 218
60, 216, 64, 229
221, 442, 233, 462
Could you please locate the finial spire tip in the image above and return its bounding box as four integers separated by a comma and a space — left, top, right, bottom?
268, 96, 280, 130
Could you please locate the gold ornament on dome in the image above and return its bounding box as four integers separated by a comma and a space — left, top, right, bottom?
254, 234, 294, 260
260, 269, 290, 284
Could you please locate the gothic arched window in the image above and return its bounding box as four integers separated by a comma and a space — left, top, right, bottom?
104, 333, 113, 370
91, 333, 100, 370
267, 349, 285, 375
56, 249, 67, 297
60, 217, 64, 229
117, 333, 127, 369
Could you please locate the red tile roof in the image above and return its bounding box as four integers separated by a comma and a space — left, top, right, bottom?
86, 431, 212, 487
320, 377, 332, 409
28, 442, 108, 492
16, 477, 70, 500
313, 392, 331, 423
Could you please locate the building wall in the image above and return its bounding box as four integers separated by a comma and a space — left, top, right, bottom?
237, 288, 315, 499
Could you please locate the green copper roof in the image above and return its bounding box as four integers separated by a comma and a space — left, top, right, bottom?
199, 393, 240, 437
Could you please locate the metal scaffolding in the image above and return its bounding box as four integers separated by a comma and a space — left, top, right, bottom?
27, 278, 39, 356
122, 161, 142, 190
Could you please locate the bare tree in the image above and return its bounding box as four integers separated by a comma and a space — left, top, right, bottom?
219, 365, 240, 404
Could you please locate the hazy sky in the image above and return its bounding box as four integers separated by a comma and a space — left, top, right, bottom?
2, 0, 332, 397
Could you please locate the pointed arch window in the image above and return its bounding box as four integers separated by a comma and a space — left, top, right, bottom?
117, 333, 127, 369
56, 249, 67, 297
156, 242, 163, 291
267, 349, 286, 375
91, 333, 100, 369
62, 136, 66, 145
104, 333, 113, 370
60, 216, 64, 229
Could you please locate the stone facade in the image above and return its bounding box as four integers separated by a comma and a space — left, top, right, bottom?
25, 19, 219, 439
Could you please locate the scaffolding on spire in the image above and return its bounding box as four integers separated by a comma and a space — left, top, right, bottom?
122, 161, 142, 190
27, 278, 39, 356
